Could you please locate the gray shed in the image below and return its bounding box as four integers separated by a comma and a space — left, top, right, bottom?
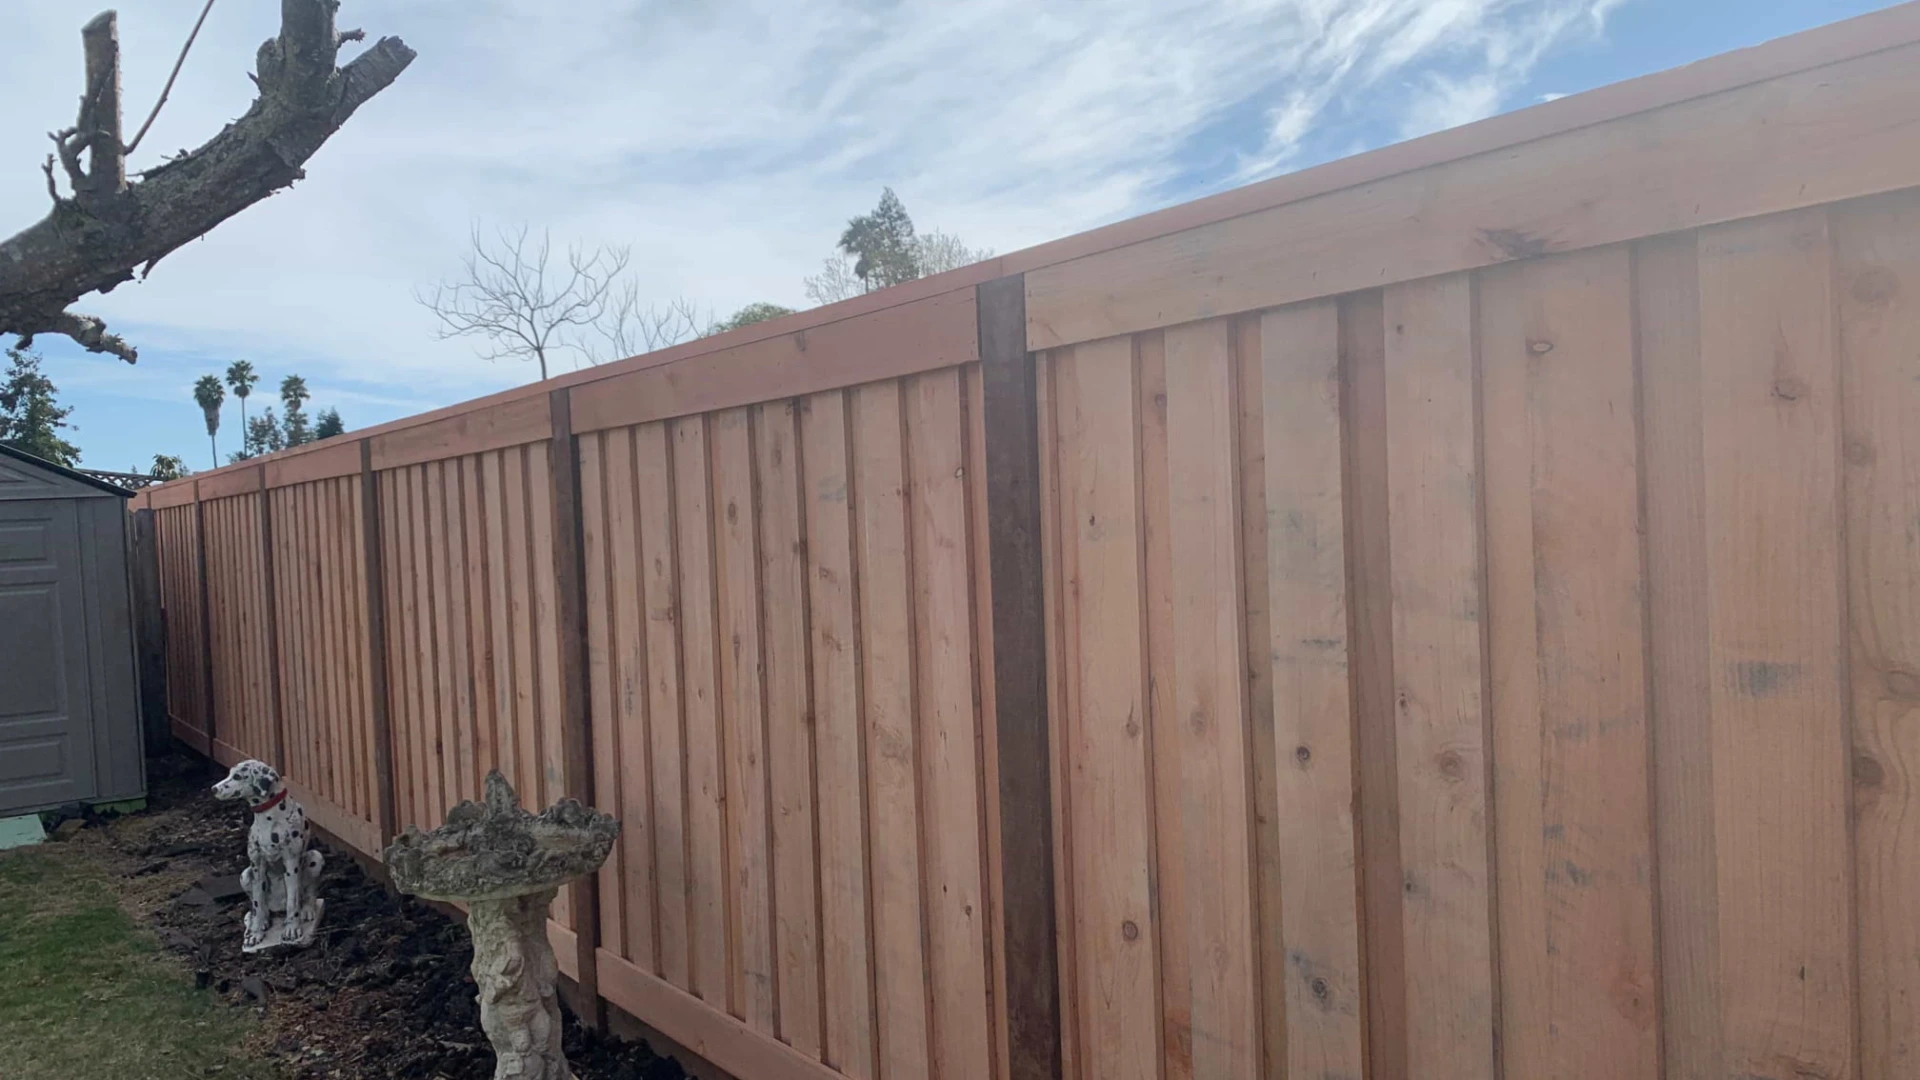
0, 444, 144, 815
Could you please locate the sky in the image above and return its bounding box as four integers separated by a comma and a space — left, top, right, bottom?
2, 0, 1897, 473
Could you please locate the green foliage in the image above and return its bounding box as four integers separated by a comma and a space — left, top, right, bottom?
243, 406, 285, 459
708, 302, 797, 336
225, 359, 259, 445
148, 454, 188, 481
191, 374, 224, 467
0, 849, 275, 1080
0, 348, 81, 467
314, 407, 345, 440
838, 187, 921, 291
806, 191, 991, 305
279, 375, 312, 447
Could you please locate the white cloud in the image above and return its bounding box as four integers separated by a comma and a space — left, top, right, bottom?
3, 0, 1616, 400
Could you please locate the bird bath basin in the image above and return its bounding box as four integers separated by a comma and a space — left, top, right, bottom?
385, 771, 618, 1080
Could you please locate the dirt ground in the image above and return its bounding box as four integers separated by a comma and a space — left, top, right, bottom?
49, 751, 689, 1080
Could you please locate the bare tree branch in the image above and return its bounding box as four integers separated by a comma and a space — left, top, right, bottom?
0, 0, 416, 362
596, 284, 710, 362
124, 0, 219, 156
418, 225, 632, 381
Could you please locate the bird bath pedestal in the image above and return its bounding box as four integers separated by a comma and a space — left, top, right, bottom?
384, 771, 618, 1080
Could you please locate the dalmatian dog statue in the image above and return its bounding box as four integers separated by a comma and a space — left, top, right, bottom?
212, 760, 324, 953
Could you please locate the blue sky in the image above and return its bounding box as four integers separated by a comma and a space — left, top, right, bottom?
3, 0, 1895, 473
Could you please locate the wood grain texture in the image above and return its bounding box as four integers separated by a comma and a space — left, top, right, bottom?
671, 416, 730, 1008
571, 291, 980, 435
1137, 331, 1190, 1080
710, 406, 776, 1034
1034, 352, 1081, 1080
607, 426, 656, 970
637, 423, 690, 986
799, 389, 879, 1079
580, 432, 625, 959
753, 400, 825, 1059
1698, 208, 1855, 1080
850, 381, 933, 1080
1166, 318, 1262, 1078
1834, 191, 1920, 1079
904, 369, 995, 1080
1381, 272, 1498, 1080
1339, 288, 1407, 1080
977, 274, 1063, 1080
1027, 42, 1920, 349
265, 438, 362, 488
369, 394, 552, 472
549, 391, 600, 1010
1478, 247, 1659, 1079
597, 952, 849, 1080
1258, 298, 1368, 1077
1048, 337, 1161, 1080
1230, 315, 1288, 1080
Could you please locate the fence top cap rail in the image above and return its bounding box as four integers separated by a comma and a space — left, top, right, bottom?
140, 0, 1920, 499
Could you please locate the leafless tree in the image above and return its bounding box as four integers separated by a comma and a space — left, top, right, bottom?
594, 284, 712, 362
802, 255, 864, 306
916, 230, 994, 276
802, 230, 992, 307
0, 1, 415, 363
417, 225, 632, 381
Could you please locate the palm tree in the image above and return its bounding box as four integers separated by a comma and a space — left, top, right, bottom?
225, 360, 258, 435
280, 375, 312, 446
192, 375, 225, 467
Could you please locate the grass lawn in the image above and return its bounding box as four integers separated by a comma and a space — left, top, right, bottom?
0, 845, 280, 1080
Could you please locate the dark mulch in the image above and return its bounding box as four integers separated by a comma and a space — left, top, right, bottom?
75, 751, 686, 1080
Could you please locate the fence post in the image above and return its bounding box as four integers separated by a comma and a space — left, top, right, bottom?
548, 386, 604, 1028
194, 479, 218, 757
359, 439, 399, 848
129, 507, 171, 756
257, 470, 288, 770
978, 273, 1064, 1080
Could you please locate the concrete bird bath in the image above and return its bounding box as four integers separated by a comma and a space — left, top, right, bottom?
384, 771, 618, 1080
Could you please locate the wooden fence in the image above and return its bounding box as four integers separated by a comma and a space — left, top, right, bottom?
133, 6, 1920, 1078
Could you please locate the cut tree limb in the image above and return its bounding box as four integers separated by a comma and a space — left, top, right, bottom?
0, 0, 415, 362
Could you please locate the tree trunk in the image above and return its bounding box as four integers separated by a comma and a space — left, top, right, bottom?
0, 2, 414, 362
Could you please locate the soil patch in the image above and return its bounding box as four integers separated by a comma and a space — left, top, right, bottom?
57, 752, 687, 1080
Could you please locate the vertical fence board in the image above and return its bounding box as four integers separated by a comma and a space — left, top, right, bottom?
1381, 272, 1498, 1080
609, 428, 655, 969
636, 422, 692, 991
672, 416, 730, 1008
1232, 314, 1289, 1080
1162, 320, 1261, 1079
1834, 190, 1920, 1079
1034, 353, 1081, 1080
1698, 209, 1856, 1080
480, 452, 520, 813
1259, 297, 1370, 1076
1138, 331, 1188, 1080
1338, 288, 1403, 1080
446, 461, 481, 802
756, 401, 825, 1059
360, 449, 397, 844
581, 432, 625, 959
905, 370, 995, 1080
712, 406, 776, 1033
1049, 338, 1161, 1080
1480, 247, 1660, 1078
502, 450, 540, 811
801, 390, 877, 1080
460, 462, 497, 811
851, 382, 933, 1080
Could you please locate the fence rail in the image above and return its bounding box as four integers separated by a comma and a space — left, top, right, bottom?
132, 6, 1920, 1077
